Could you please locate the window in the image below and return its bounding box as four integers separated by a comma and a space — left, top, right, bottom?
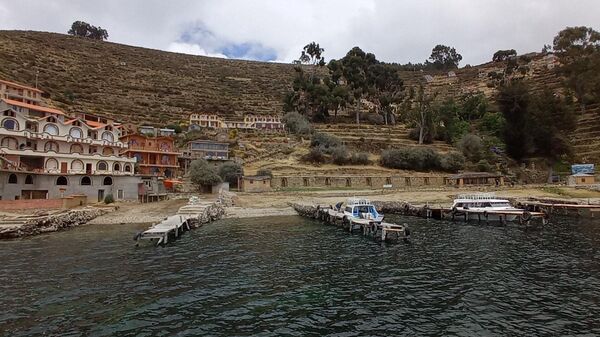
45, 158, 58, 170
303, 178, 309, 187
103, 177, 113, 185
69, 127, 83, 139
25, 175, 33, 184
325, 177, 331, 186
102, 131, 114, 142
43, 123, 59, 135
424, 177, 430, 185
113, 163, 120, 171
71, 160, 84, 171
70, 144, 84, 153
281, 178, 288, 188
366, 177, 372, 187
346, 178, 352, 187
2, 118, 18, 130
3, 110, 15, 117
46, 116, 56, 123
44, 141, 59, 152
97, 161, 108, 171
1, 137, 18, 149
72, 120, 81, 127
117, 189, 123, 199
105, 125, 113, 131
56, 176, 68, 185
81, 176, 92, 185
124, 164, 132, 172
405, 177, 411, 186
8, 173, 17, 184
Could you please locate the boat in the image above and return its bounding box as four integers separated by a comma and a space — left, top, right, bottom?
450, 193, 524, 222
342, 198, 384, 231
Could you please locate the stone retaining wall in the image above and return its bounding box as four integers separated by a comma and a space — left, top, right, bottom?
272, 175, 446, 190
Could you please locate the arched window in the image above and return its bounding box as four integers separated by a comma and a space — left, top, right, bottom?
44, 141, 59, 152
56, 176, 68, 186
69, 127, 83, 139
113, 163, 120, 171
102, 147, 114, 156
71, 159, 84, 171
102, 131, 114, 142
97, 161, 108, 171
124, 164, 132, 173
43, 123, 59, 136
45, 158, 58, 171
25, 175, 33, 184
80, 176, 92, 186
8, 173, 17, 184
2, 118, 18, 130
70, 144, 84, 153
0, 137, 18, 149
103, 176, 113, 185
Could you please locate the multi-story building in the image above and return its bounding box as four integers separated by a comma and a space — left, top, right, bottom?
0, 79, 43, 106
179, 140, 230, 173
189, 113, 284, 131
0, 89, 139, 202
120, 130, 180, 178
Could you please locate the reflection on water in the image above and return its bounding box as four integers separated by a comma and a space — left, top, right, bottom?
1, 216, 600, 336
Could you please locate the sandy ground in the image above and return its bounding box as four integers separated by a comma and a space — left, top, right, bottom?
232, 185, 600, 211
87, 198, 189, 225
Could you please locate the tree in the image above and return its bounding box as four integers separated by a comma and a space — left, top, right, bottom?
68, 21, 109, 40
492, 49, 517, 62
428, 45, 462, 70
368, 63, 404, 124
457, 134, 484, 162
297, 42, 325, 66
497, 80, 532, 161
218, 162, 244, 187
339, 47, 377, 125
408, 85, 436, 144
166, 124, 182, 134
189, 159, 222, 190
552, 26, 600, 111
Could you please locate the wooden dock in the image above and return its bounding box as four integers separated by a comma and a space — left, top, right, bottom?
517, 200, 600, 218
135, 215, 192, 246
312, 206, 410, 242
416, 206, 548, 226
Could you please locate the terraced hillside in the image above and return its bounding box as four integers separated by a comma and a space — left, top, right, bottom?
0, 31, 297, 125
571, 103, 600, 163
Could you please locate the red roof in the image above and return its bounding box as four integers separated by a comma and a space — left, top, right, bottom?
85, 120, 107, 129
3, 99, 64, 115
0, 79, 43, 93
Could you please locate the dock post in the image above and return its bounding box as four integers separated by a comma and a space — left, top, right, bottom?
382, 227, 386, 241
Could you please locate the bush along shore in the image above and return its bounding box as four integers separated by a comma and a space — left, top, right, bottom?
0, 207, 108, 239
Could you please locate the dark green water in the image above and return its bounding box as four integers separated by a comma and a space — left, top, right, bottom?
1, 215, 600, 336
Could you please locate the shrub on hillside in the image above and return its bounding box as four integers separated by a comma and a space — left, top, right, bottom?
218, 162, 244, 185
380, 148, 440, 171
189, 159, 222, 190
367, 113, 385, 125
458, 133, 483, 162
440, 152, 465, 173
301, 147, 326, 164
349, 152, 370, 165
476, 159, 493, 172
331, 146, 350, 165
256, 168, 273, 177
310, 132, 342, 154
283, 112, 313, 136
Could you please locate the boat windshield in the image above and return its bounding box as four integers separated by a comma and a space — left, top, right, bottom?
353, 205, 376, 216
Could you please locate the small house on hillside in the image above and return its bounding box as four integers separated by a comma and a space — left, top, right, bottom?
241, 175, 272, 193
567, 173, 596, 186
446, 172, 504, 187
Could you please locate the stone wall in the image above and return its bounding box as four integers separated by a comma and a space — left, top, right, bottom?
272, 175, 447, 190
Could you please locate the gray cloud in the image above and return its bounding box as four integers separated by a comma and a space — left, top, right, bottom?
0, 0, 598, 65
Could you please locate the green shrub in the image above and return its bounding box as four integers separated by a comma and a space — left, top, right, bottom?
310, 132, 342, 154
104, 194, 114, 204
331, 146, 350, 165
256, 168, 273, 177
380, 148, 440, 171
440, 152, 465, 173
302, 147, 326, 164
349, 152, 370, 165
458, 133, 483, 162
189, 159, 222, 189
477, 159, 493, 172
480, 112, 506, 137
283, 111, 313, 136
218, 162, 244, 185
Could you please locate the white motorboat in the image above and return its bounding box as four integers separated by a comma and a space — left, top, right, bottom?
450, 193, 523, 222
342, 198, 384, 230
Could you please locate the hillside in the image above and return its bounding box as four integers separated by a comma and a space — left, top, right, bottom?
0, 31, 297, 124
1, 30, 599, 164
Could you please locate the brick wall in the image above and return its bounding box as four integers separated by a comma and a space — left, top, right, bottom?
0, 198, 62, 210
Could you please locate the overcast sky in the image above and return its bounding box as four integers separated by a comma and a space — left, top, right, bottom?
0, 0, 598, 65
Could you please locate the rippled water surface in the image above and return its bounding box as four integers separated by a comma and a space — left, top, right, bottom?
1, 215, 600, 336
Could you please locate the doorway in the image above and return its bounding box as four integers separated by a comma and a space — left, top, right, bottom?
60, 162, 68, 174
86, 163, 92, 174
98, 189, 105, 202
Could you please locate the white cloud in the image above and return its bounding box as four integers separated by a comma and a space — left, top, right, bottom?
167, 42, 227, 58
0, 0, 599, 65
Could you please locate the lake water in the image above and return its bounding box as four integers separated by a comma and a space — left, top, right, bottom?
1, 215, 600, 336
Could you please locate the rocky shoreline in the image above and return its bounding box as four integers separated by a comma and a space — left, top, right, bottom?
0, 207, 108, 239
